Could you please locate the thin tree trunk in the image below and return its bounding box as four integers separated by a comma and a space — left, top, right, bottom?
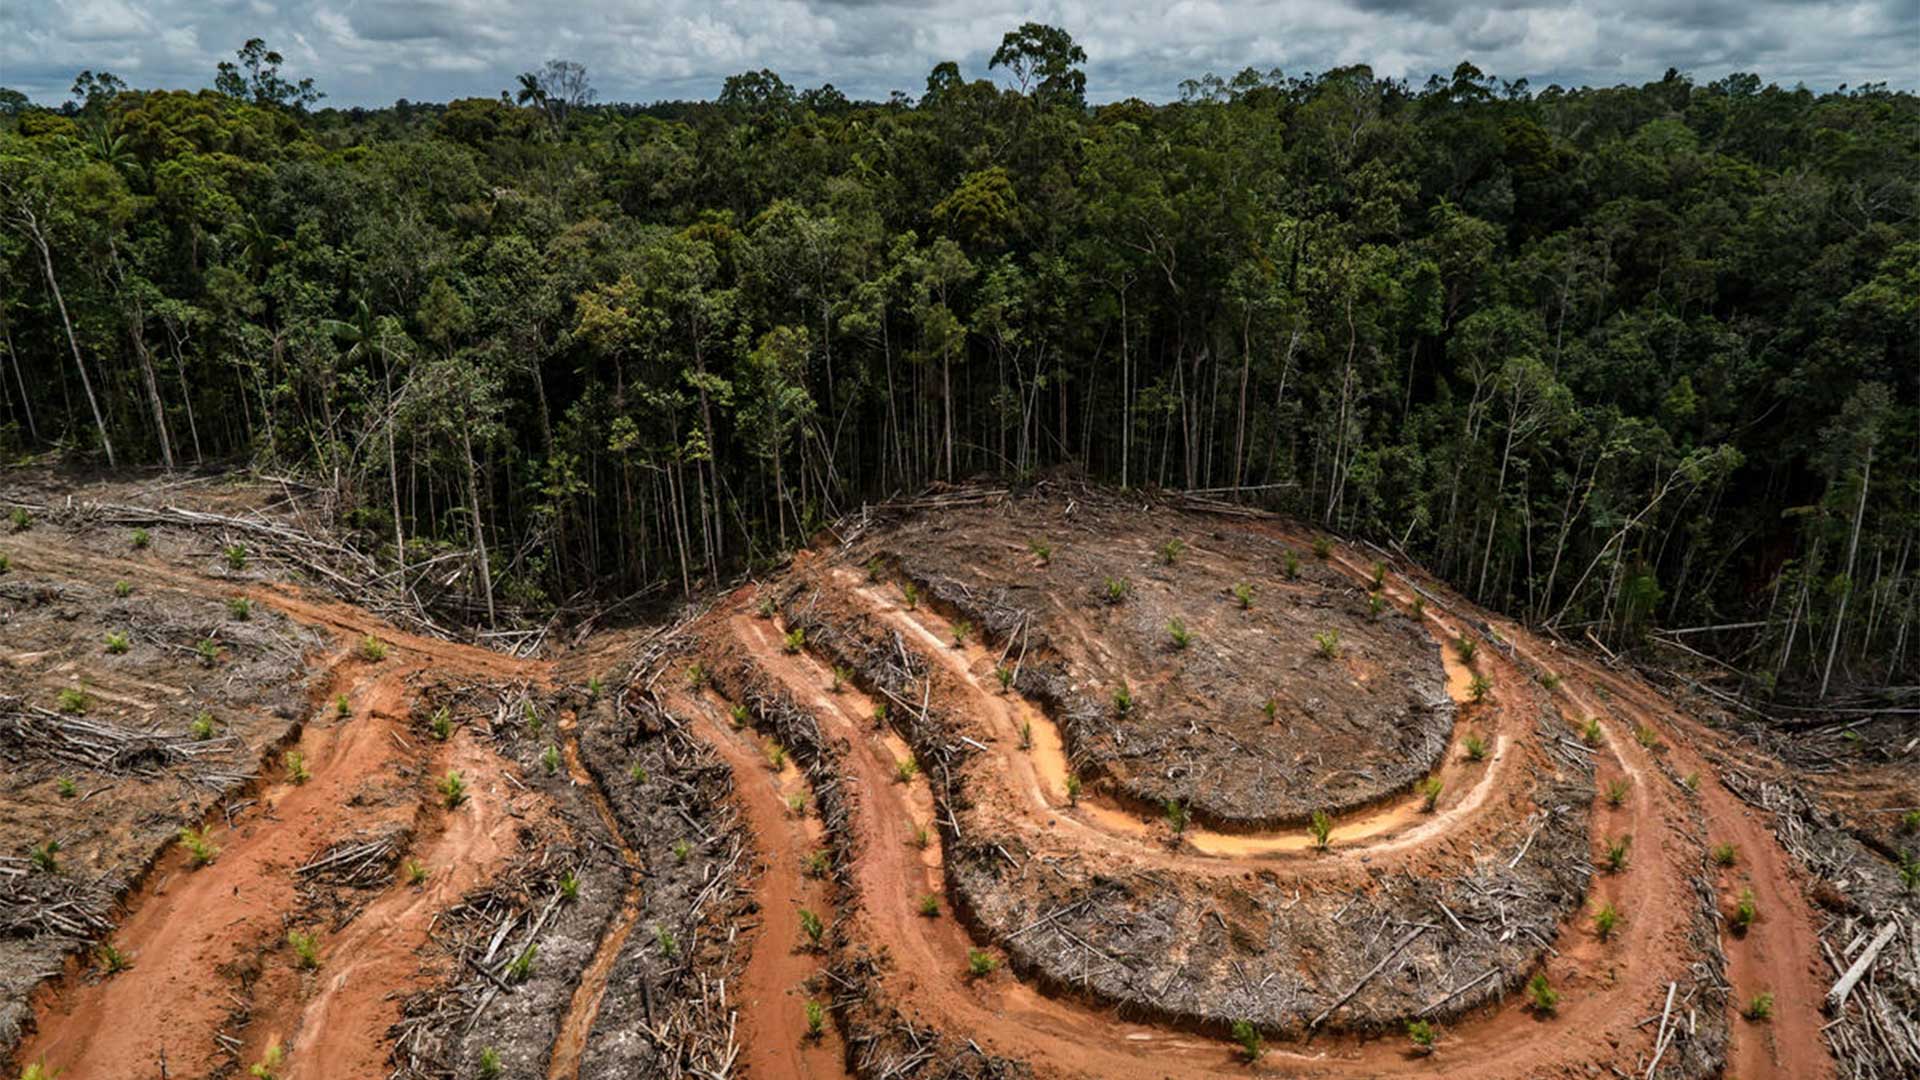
1820, 442, 1872, 697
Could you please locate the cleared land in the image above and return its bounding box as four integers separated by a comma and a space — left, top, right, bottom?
2, 479, 1913, 1079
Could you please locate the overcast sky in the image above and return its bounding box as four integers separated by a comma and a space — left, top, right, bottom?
4, 0, 1915, 108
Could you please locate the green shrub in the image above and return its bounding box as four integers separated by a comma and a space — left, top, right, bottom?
439, 771, 467, 808
196, 638, 219, 666
190, 711, 216, 740
130, 528, 150, 549
1103, 576, 1131, 604
1604, 779, 1629, 808
1232, 583, 1253, 609
334, 693, 350, 717
180, 827, 218, 866
1468, 673, 1492, 701
1314, 629, 1341, 659
478, 1047, 502, 1078
894, 756, 918, 784
1065, 774, 1081, 806
675, 839, 693, 864
1311, 537, 1332, 559
782, 627, 805, 654
654, 926, 677, 958
1159, 538, 1184, 565
918, 893, 940, 917
1463, 734, 1487, 762
559, 871, 579, 902
950, 620, 971, 647
966, 949, 996, 977
57, 688, 89, 714
1419, 777, 1443, 812
1454, 636, 1477, 663
282, 750, 309, 784
287, 929, 321, 969
227, 596, 252, 620
684, 662, 707, 689
224, 544, 247, 570
506, 944, 537, 982
1744, 992, 1774, 1021
541, 744, 561, 775
1602, 835, 1631, 874
1900, 810, 1920, 834
730, 703, 750, 729
403, 859, 429, 886
1710, 844, 1739, 871
1112, 682, 1133, 715
901, 582, 919, 609
1166, 618, 1191, 649
29, 840, 58, 874
1581, 717, 1603, 746
799, 908, 824, 946
1281, 551, 1301, 579
104, 631, 129, 655
94, 941, 131, 974
359, 635, 387, 662
1526, 971, 1559, 1014
1309, 809, 1332, 850
429, 707, 452, 741
1592, 902, 1620, 941
1729, 887, 1758, 933
1406, 1019, 1436, 1053
1231, 1019, 1262, 1062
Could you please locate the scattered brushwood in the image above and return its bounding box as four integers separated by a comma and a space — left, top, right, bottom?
295, 827, 409, 890
0, 695, 243, 781
831, 948, 1033, 1080
0, 869, 115, 942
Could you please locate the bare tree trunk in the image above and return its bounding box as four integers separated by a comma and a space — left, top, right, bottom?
1820, 442, 1872, 698
458, 404, 495, 626
28, 221, 115, 465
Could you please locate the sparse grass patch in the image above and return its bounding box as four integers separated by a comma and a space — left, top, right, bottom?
359, 635, 387, 661
1166, 617, 1191, 649
1314, 629, 1341, 659
104, 631, 129, 654
438, 771, 467, 808
179, 827, 218, 866
57, 688, 90, 714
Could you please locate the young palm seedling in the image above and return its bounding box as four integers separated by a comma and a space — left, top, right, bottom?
1711, 842, 1738, 867
806, 999, 827, 1040
228, 596, 252, 621
1592, 902, 1621, 941
1065, 774, 1082, 806
1159, 538, 1184, 565
559, 871, 580, 902
1527, 971, 1559, 1014
104, 631, 129, 655
1454, 635, 1477, 663
29, 840, 59, 874
894, 756, 918, 784
130, 528, 150, 549
995, 664, 1014, 691
180, 827, 219, 866
1311, 536, 1332, 559
1419, 777, 1443, 812
951, 620, 972, 647
918, 893, 940, 917
359, 635, 387, 661
506, 944, 538, 982
429, 707, 452, 741
57, 688, 90, 714
966, 949, 997, 978
225, 544, 248, 570
334, 693, 350, 717
1166, 617, 1191, 649
438, 771, 467, 809
196, 638, 220, 667
94, 941, 132, 974
1281, 551, 1301, 579
403, 859, 429, 886
901, 582, 919, 609
1232, 583, 1253, 610
1309, 809, 1333, 850
799, 908, 825, 948
1744, 992, 1774, 1021
675, 839, 694, 864
783, 627, 806, 654
685, 662, 708, 689
287, 929, 321, 969
56, 777, 76, 799
1729, 887, 1758, 933
282, 750, 309, 784
1581, 717, 1603, 746
478, 1048, 502, 1078
1029, 540, 1053, 565
1468, 673, 1492, 701
1164, 798, 1188, 837
191, 711, 216, 740
1602, 835, 1631, 874
1112, 682, 1133, 715
655, 926, 677, 957
1463, 734, 1488, 762
1314, 629, 1342, 660
787, 792, 806, 816
1103, 576, 1131, 604
541, 744, 561, 775
1231, 1020, 1263, 1062
1604, 778, 1630, 808
1406, 1020, 1436, 1055
831, 664, 851, 692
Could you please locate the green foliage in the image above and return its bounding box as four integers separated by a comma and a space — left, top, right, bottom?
966, 948, 997, 977
950, 619, 972, 647
901, 582, 919, 610
831, 664, 851, 692
1602, 835, 1631, 874
359, 635, 388, 662
787, 792, 806, 816
1309, 809, 1332, 850
130, 528, 149, 549
430, 707, 452, 741
10, 508, 30, 531
1164, 798, 1188, 836
179, 826, 218, 866
1281, 552, 1301, 580
1111, 682, 1133, 715
1419, 777, 1443, 812
57, 688, 89, 714
29, 840, 59, 874
559, 871, 579, 902
1065, 774, 1081, 806
1604, 778, 1629, 808
1897, 851, 1919, 893
196, 637, 221, 666
1406, 1019, 1436, 1052
730, 704, 750, 728
335, 693, 351, 717
1526, 971, 1559, 1014
1158, 538, 1184, 565
1028, 540, 1052, 565
541, 744, 561, 775
103, 631, 129, 654
805, 999, 826, 1039
799, 907, 824, 946
403, 858, 429, 886
685, 662, 707, 689
1367, 591, 1387, 619
1463, 734, 1487, 761
654, 925, 677, 957
1744, 992, 1774, 1021
894, 756, 918, 783
1314, 629, 1341, 659
1592, 902, 1620, 941
1468, 673, 1492, 701
1232, 583, 1253, 609
506, 943, 537, 981
782, 627, 805, 654
55, 777, 76, 798
1311, 537, 1332, 560
767, 741, 787, 769
228, 596, 252, 620
1103, 577, 1131, 604
918, 893, 940, 917
439, 771, 467, 808
287, 929, 321, 969
94, 941, 131, 974
1454, 636, 1477, 663
191, 711, 216, 740
249, 1043, 285, 1080
224, 545, 247, 571
995, 664, 1014, 690
1166, 617, 1191, 649
1634, 723, 1663, 750
282, 750, 309, 784
478, 1047, 502, 1078
1231, 1019, 1262, 1061
1581, 717, 1603, 746
674, 839, 693, 864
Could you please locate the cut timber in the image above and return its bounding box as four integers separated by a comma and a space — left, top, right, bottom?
1825, 921, 1898, 1014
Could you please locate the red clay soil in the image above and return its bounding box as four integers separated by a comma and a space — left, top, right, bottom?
6, 531, 543, 1080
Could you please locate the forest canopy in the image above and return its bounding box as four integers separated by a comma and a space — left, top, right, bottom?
1, 30, 1914, 694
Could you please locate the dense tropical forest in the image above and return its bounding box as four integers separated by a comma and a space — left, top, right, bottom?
1, 29, 1914, 694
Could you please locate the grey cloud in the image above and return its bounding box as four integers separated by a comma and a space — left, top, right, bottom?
1, 0, 1911, 108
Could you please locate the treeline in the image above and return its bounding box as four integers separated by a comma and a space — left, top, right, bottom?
1, 31, 1914, 692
